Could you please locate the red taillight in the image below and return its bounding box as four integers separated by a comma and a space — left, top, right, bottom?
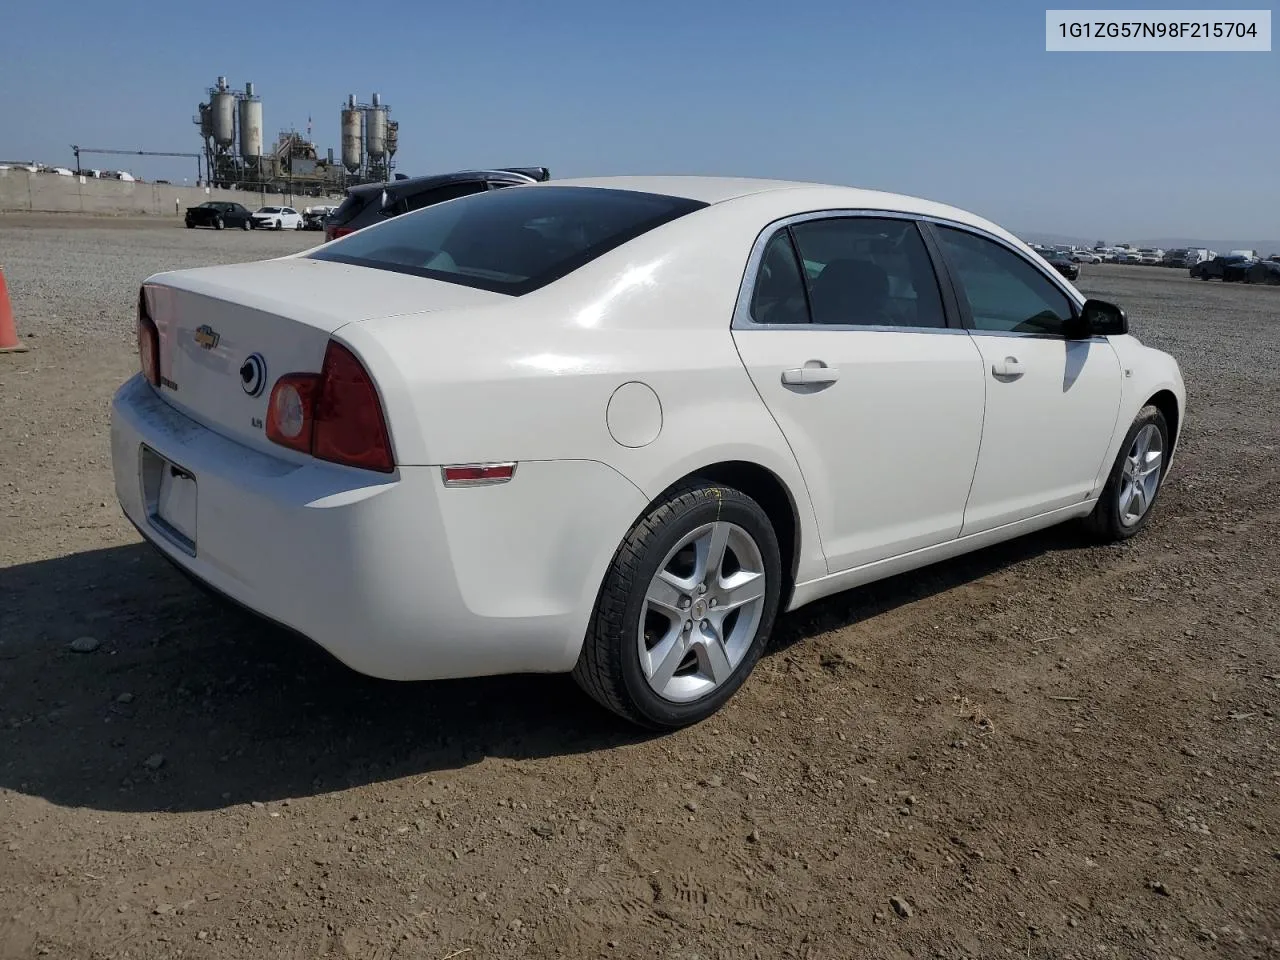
265, 374, 320, 454
325, 225, 355, 242
137, 290, 160, 386
313, 341, 394, 472
264, 341, 394, 473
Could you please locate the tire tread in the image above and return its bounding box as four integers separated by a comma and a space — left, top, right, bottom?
572, 481, 765, 728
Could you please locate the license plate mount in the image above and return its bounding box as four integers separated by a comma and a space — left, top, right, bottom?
140, 445, 197, 555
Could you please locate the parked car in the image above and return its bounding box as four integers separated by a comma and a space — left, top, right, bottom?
252, 206, 303, 230
302, 205, 339, 231
1072, 250, 1103, 264
324, 167, 550, 242
1245, 260, 1280, 285
112, 176, 1185, 729
1041, 249, 1081, 280
184, 201, 254, 231
1190, 255, 1252, 280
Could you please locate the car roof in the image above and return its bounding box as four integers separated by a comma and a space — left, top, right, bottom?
538, 175, 1019, 242
348, 168, 545, 199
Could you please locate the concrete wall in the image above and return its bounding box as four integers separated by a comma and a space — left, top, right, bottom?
0, 168, 345, 216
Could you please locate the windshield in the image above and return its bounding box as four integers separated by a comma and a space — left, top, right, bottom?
257, 207, 282, 214
307, 185, 708, 295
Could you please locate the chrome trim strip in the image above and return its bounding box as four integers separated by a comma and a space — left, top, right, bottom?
735, 323, 971, 335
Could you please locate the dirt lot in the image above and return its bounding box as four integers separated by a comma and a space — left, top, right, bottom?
1, 216, 1277, 960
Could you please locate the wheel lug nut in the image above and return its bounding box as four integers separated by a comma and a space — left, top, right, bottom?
700, 619, 708, 627
684, 620, 692, 631
709, 598, 718, 608
678, 597, 691, 609
697, 584, 707, 595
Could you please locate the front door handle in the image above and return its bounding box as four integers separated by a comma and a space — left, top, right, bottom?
991, 356, 1025, 380
782, 364, 840, 385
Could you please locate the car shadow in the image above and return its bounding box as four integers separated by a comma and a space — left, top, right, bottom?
0, 526, 1092, 814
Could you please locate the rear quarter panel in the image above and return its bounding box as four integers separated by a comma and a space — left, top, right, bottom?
348, 197, 839, 584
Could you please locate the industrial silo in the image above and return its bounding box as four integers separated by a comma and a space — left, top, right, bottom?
238, 81, 263, 159
198, 103, 213, 141
365, 92, 388, 161
340, 95, 363, 173
211, 76, 236, 150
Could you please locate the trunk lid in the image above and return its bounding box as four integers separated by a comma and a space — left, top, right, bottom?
145, 257, 501, 457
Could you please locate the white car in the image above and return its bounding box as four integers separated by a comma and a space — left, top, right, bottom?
111, 176, 1186, 729
251, 206, 303, 230
1072, 250, 1103, 264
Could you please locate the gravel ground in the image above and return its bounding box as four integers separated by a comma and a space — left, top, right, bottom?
1, 219, 1278, 960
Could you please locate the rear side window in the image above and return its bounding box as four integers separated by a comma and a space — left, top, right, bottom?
307, 185, 708, 295
402, 180, 491, 213
789, 217, 948, 328
329, 191, 375, 224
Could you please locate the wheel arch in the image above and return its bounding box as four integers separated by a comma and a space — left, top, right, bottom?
1147, 388, 1181, 450
647, 459, 803, 610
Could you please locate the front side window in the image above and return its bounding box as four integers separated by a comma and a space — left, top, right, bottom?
935, 226, 1075, 335
308, 185, 708, 295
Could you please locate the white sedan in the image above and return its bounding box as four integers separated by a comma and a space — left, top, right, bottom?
111, 176, 1186, 729
1072, 250, 1104, 264
251, 206, 303, 230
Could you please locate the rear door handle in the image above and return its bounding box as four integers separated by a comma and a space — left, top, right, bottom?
781, 364, 840, 385
991, 356, 1025, 380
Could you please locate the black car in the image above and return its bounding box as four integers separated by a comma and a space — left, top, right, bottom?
1191, 255, 1255, 281
324, 167, 550, 242
1040, 250, 1080, 281
185, 201, 254, 230
1245, 260, 1280, 285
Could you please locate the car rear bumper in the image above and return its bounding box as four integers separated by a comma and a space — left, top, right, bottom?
110, 374, 647, 681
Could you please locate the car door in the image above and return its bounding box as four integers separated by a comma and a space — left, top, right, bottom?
926, 222, 1123, 534
731, 214, 987, 574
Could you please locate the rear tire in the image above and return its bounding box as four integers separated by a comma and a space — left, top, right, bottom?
241, 219, 250, 231
1081, 404, 1170, 543
213, 217, 224, 230
573, 482, 782, 729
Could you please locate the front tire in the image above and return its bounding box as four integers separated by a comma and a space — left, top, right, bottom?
213, 217, 224, 230
1082, 404, 1170, 543
240, 219, 251, 231
573, 482, 782, 729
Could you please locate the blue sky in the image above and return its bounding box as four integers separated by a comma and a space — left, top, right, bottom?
0, 0, 1274, 241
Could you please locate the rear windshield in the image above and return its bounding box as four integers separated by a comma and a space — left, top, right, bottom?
306, 185, 708, 295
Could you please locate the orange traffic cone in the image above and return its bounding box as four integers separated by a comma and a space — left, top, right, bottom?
0, 265, 30, 353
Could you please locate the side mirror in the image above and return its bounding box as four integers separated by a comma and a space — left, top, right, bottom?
1075, 298, 1128, 337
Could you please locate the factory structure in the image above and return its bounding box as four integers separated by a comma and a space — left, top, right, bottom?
195, 76, 399, 195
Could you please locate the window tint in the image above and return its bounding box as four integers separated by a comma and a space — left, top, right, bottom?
307, 185, 708, 295
788, 218, 947, 328
935, 226, 1074, 335
399, 180, 490, 214
750, 231, 809, 325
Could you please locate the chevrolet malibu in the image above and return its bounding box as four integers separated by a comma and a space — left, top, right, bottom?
111, 176, 1186, 729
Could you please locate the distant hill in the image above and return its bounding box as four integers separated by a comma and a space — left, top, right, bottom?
1018, 230, 1280, 254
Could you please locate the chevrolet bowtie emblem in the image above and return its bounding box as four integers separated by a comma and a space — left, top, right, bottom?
194, 324, 220, 350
